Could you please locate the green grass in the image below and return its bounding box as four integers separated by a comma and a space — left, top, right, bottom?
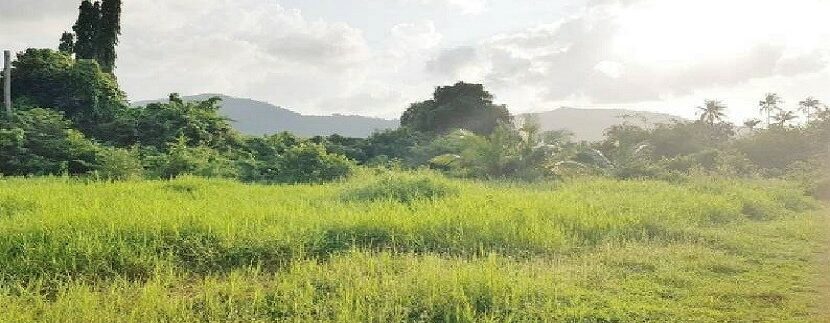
0, 172, 825, 321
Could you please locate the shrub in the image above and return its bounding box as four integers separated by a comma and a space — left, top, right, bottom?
143, 138, 237, 179
93, 147, 144, 180
272, 143, 354, 184
341, 171, 459, 203
241, 142, 354, 184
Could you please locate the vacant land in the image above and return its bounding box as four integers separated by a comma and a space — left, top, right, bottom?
0, 172, 825, 321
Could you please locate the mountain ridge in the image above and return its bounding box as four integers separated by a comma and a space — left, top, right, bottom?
134, 94, 684, 140
134, 94, 399, 138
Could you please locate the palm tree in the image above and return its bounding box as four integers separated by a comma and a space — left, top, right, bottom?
798, 96, 823, 122
696, 100, 727, 126
743, 119, 762, 131
773, 110, 797, 128
759, 93, 783, 127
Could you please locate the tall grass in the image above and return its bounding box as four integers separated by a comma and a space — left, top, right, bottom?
0, 172, 823, 321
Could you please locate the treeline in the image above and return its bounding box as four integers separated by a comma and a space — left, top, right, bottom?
1, 47, 828, 189
0, 49, 353, 183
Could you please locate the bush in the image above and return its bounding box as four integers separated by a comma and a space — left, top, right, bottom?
341, 171, 459, 203
143, 138, 237, 179
92, 147, 144, 180
270, 143, 354, 184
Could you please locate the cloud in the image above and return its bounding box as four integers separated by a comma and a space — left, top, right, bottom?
4, 0, 830, 121
115, 0, 385, 114
390, 21, 443, 54
405, 0, 487, 15
426, 0, 830, 112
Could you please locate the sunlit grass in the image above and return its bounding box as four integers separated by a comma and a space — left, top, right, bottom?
0, 172, 824, 321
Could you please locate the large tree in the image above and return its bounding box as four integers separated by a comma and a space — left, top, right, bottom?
96, 0, 122, 73
10, 49, 126, 139
66, 0, 121, 72
401, 82, 511, 135
72, 0, 101, 60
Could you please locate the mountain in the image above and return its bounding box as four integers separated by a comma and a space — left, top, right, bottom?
521, 108, 684, 142
133, 94, 399, 138
134, 95, 684, 141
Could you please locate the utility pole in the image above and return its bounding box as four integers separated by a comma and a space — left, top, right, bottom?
3, 50, 10, 118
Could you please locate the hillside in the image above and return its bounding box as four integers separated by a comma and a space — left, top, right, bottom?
522, 108, 684, 141
135, 95, 682, 141
134, 94, 399, 138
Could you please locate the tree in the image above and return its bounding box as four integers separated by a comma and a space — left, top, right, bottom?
131, 94, 239, 150
734, 126, 813, 170
96, 0, 122, 73
773, 110, 798, 128
697, 99, 727, 126
58, 32, 75, 54
10, 49, 126, 139
72, 0, 101, 60
798, 97, 823, 122
401, 82, 512, 136
758, 93, 782, 127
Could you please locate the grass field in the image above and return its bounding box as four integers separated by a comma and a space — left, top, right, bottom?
0, 171, 825, 321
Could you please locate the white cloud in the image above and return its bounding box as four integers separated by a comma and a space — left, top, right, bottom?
390, 21, 443, 56
447, 0, 487, 15
404, 0, 487, 15
3, 0, 830, 122
117, 0, 382, 114
427, 0, 830, 119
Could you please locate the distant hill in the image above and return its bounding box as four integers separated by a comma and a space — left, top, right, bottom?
521, 108, 684, 141
134, 95, 683, 141
133, 94, 399, 138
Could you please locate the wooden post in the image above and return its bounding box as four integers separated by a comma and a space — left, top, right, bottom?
3, 50, 10, 118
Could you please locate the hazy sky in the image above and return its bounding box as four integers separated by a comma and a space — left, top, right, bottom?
2, 0, 829, 121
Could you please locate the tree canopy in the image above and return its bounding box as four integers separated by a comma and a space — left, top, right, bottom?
67, 0, 121, 72
401, 82, 511, 136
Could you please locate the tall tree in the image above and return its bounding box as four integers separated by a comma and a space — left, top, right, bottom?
758, 93, 782, 127
96, 0, 122, 73
696, 99, 727, 126
72, 0, 101, 60
401, 82, 512, 136
798, 96, 823, 122
58, 32, 75, 54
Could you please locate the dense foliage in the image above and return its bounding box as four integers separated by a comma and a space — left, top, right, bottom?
68, 0, 122, 72
401, 82, 511, 135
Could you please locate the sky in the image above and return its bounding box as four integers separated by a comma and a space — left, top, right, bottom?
2, 0, 829, 121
